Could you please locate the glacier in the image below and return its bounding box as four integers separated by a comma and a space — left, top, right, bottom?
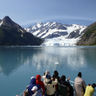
25, 22, 87, 46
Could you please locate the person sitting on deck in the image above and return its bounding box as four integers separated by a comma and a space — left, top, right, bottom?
84, 83, 96, 96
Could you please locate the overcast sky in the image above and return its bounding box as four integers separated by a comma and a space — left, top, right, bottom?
0, 0, 96, 25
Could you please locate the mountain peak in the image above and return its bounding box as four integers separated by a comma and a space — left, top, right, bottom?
0, 16, 43, 45
3, 16, 12, 21
2, 16, 15, 26
25, 21, 86, 40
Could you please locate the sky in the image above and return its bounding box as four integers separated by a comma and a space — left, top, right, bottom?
0, 0, 96, 25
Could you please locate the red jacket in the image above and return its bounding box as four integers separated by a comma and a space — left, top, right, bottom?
36, 75, 45, 94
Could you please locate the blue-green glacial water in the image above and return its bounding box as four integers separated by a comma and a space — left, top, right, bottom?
0, 46, 96, 96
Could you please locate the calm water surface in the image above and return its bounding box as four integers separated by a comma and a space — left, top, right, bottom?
0, 46, 96, 96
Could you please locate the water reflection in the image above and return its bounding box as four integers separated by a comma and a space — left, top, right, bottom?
0, 47, 96, 75
82, 48, 96, 68
0, 47, 42, 75
27, 48, 87, 71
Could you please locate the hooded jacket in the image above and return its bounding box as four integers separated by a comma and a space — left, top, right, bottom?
74, 76, 86, 96
84, 85, 95, 96
36, 75, 45, 94
28, 78, 41, 96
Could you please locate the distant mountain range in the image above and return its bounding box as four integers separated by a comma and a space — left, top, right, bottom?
0, 16, 96, 46
25, 22, 86, 46
0, 16, 43, 46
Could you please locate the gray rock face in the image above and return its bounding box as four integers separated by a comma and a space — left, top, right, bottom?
0, 16, 43, 45
77, 22, 96, 45
67, 30, 80, 38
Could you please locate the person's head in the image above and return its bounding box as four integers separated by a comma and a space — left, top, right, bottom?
46, 74, 51, 79
45, 70, 50, 76
30, 76, 35, 80
88, 84, 91, 86
54, 70, 59, 77
61, 75, 66, 81
46, 74, 52, 84
92, 83, 96, 88
30, 78, 36, 85
36, 75, 41, 81
78, 72, 82, 77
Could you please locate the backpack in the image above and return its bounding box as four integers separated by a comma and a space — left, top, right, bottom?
58, 83, 67, 96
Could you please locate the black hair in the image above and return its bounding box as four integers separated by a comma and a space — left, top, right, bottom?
78, 72, 82, 77
61, 75, 66, 81
92, 83, 96, 88
46, 74, 51, 79
54, 70, 59, 77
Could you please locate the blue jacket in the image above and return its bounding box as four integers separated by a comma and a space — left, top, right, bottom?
27, 78, 41, 96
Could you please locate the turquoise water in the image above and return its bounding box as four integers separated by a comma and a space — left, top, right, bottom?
0, 46, 96, 96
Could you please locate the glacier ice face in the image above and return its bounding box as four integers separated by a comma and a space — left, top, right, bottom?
25, 22, 87, 46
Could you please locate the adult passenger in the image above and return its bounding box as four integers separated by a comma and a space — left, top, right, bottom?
44, 75, 58, 96
52, 70, 60, 96
36, 75, 45, 95
74, 72, 86, 96
59, 75, 73, 96
26, 77, 41, 96
84, 83, 96, 96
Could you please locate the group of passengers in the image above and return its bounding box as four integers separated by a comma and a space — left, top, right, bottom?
22, 70, 96, 96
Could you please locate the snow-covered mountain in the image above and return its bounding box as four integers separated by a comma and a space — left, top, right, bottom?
25, 22, 87, 46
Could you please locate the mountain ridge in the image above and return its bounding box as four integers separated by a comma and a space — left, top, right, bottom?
77, 22, 96, 45
25, 22, 86, 46
0, 16, 43, 46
